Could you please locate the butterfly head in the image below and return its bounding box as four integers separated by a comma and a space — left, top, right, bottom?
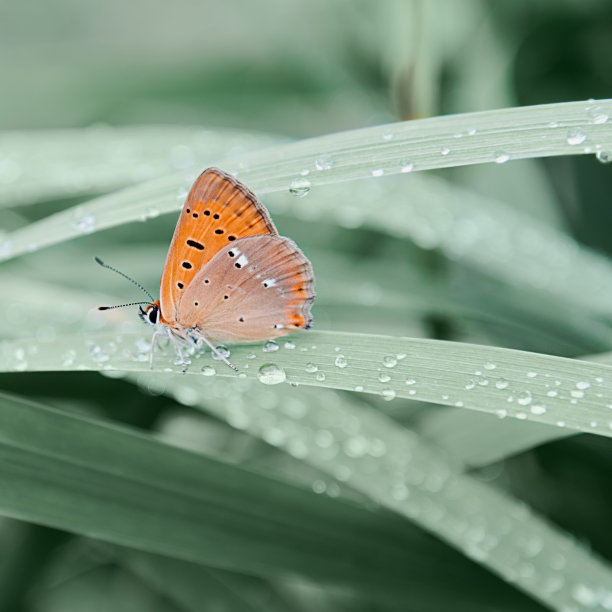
139, 300, 161, 327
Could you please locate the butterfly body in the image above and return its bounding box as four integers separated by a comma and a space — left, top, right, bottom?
139, 168, 315, 368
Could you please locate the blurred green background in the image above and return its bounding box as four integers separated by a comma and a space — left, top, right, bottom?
2, 1, 612, 610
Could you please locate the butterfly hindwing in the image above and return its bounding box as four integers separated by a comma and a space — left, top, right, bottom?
159, 168, 278, 323
177, 235, 315, 343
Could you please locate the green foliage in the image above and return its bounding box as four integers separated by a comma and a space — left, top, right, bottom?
2, 2, 612, 611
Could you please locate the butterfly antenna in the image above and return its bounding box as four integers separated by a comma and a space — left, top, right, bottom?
94, 257, 155, 302
98, 301, 151, 311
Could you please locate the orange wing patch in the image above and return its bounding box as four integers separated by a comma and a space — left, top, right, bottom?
159, 168, 278, 323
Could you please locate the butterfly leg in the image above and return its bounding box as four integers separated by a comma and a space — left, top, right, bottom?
197, 335, 238, 371
149, 328, 165, 368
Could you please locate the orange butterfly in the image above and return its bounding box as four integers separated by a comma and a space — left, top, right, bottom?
99, 168, 315, 370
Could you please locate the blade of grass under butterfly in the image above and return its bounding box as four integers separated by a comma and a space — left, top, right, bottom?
2, 330, 612, 440
1, 99, 610, 262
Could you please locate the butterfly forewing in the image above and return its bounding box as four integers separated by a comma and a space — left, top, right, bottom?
159, 168, 278, 323
177, 235, 315, 343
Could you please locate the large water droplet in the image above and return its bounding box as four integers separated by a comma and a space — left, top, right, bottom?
383, 355, 397, 368
596, 150, 611, 163
587, 105, 609, 125
315, 154, 333, 170
399, 159, 414, 173
334, 354, 348, 368
201, 365, 216, 376
262, 340, 279, 353
494, 151, 510, 164
516, 390, 532, 406
257, 363, 286, 385
289, 177, 311, 198
566, 128, 587, 145
74, 215, 96, 234
381, 388, 396, 401
212, 345, 230, 360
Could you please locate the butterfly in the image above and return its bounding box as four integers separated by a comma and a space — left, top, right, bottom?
99, 167, 315, 370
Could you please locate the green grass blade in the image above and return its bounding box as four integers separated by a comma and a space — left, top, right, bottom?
2, 330, 612, 439
131, 373, 612, 611
0, 390, 457, 591
1, 99, 610, 262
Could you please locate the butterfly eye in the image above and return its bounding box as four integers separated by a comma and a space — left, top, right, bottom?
148, 307, 159, 325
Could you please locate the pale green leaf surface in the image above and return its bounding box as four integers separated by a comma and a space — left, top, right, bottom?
1, 100, 610, 265
0, 126, 282, 208
3, 330, 612, 439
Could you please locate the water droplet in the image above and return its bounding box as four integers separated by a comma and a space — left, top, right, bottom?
212, 345, 230, 360
405, 378, 416, 385
382, 131, 393, 141
494, 151, 510, 164
201, 365, 216, 376
441, 146, 451, 156
315, 372, 326, 382
247, 352, 256, 359
88, 344, 109, 363
74, 215, 96, 234
334, 354, 348, 368
312, 480, 326, 494
289, 177, 311, 197
284, 341, 296, 350
257, 363, 286, 385
354, 385, 364, 392
566, 128, 587, 145
465, 379, 476, 390
516, 390, 532, 406
587, 105, 609, 125
305, 362, 318, 373
596, 150, 611, 163
399, 159, 414, 173
378, 371, 391, 383
371, 168, 385, 177
62, 350, 76, 367
572, 583, 599, 607
381, 388, 396, 401
575, 380, 591, 390
547, 390, 558, 397
526, 371, 538, 378
396, 353, 407, 360
315, 154, 333, 170
484, 361, 496, 370
496, 408, 507, 419
570, 389, 584, 399
383, 355, 397, 368
530, 403, 547, 415
262, 340, 279, 353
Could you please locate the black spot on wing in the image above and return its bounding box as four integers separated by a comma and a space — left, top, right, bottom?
186, 239, 204, 250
